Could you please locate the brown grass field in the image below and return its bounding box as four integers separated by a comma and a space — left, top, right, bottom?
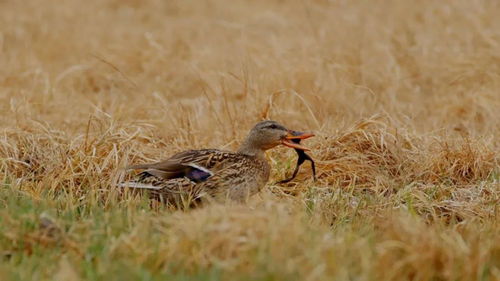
1, 0, 499, 280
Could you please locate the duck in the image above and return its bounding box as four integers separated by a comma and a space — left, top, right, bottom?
119, 120, 314, 207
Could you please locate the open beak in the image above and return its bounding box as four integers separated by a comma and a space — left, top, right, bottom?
281, 130, 315, 151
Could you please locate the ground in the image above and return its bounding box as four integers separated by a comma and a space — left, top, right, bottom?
0, 0, 499, 280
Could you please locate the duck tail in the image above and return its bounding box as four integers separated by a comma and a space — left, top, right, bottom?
126, 164, 152, 170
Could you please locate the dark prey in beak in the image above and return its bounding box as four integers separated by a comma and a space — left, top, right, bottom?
277, 131, 316, 184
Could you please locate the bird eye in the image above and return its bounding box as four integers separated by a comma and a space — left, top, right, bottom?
268, 124, 278, 129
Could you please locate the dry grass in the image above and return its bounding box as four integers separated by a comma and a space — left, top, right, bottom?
1, 0, 500, 280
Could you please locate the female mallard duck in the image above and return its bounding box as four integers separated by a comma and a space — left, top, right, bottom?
119, 120, 313, 206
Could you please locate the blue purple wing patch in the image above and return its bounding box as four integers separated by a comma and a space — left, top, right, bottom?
185, 163, 213, 183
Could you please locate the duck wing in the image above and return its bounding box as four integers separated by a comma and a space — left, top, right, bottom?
119, 149, 239, 206
126, 149, 234, 182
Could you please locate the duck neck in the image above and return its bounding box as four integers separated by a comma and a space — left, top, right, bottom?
237, 141, 266, 159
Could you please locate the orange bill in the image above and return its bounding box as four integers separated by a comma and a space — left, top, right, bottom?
281, 131, 315, 150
